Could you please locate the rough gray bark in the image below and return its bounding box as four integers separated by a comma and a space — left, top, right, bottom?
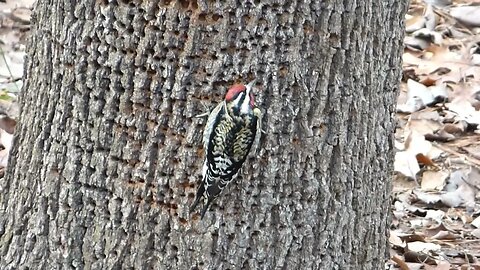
0, 0, 407, 269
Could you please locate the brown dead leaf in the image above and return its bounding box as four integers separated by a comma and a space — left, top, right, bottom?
406, 15, 427, 33
464, 166, 480, 188
0, 52, 23, 79
430, 230, 457, 240
399, 233, 427, 243
0, 99, 19, 118
392, 2, 480, 267
0, 149, 9, 168
416, 153, 436, 166
423, 261, 451, 270
450, 81, 479, 101
405, 129, 434, 156
395, 121, 442, 179
395, 151, 421, 180
418, 66, 453, 84
460, 264, 480, 270
446, 100, 480, 126
413, 180, 476, 208
409, 79, 435, 106
434, 142, 480, 167
426, 45, 463, 63
420, 76, 438, 86
391, 255, 411, 270
442, 121, 467, 135
404, 45, 480, 83
409, 116, 443, 135
421, 170, 448, 190
472, 216, 480, 228
390, 230, 407, 248
405, 35, 432, 51
460, 143, 480, 161
440, 183, 476, 208
404, 249, 438, 264
0, 116, 16, 134
398, 95, 425, 113
424, 0, 451, 7
471, 228, 480, 239
424, 4, 437, 31
0, 128, 12, 168
407, 241, 441, 253
0, 0, 38, 10
445, 208, 473, 224
426, 209, 445, 222
405, 262, 425, 270
394, 173, 419, 192
413, 189, 442, 204
450, 6, 480, 27
426, 223, 453, 237
425, 129, 456, 142
11, 8, 31, 25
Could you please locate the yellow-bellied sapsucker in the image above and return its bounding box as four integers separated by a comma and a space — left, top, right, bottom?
190, 80, 261, 219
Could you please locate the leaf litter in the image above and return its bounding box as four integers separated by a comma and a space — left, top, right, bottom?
0, 0, 31, 176
390, 0, 480, 269
0, 0, 479, 268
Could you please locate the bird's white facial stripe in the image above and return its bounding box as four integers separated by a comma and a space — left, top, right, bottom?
233, 92, 244, 107
240, 93, 251, 114
232, 92, 249, 114
240, 85, 253, 114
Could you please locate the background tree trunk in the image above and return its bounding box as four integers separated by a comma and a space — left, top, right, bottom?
0, 0, 407, 269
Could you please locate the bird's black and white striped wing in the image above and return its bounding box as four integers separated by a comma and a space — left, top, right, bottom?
203, 101, 226, 152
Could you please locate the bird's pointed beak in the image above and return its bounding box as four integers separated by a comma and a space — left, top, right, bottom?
246, 79, 256, 93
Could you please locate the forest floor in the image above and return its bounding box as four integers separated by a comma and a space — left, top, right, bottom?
389, 0, 480, 269
0, 1, 479, 269
0, 0, 32, 172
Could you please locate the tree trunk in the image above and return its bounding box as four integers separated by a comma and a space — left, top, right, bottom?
0, 0, 407, 269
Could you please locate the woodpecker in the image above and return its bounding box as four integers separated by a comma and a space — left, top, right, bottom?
190, 80, 261, 219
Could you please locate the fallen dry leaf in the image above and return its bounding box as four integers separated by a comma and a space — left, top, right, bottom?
407, 241, 441, 253
450, 6, 480, 27
471, 228, 480, 238
0, 116, 16, 134
0, 52, 23, 79
392, 1, 480, 268
406, 15, 427, 33
430, 230, 457, 240
425, 209, 445, 223
424, 0, 451, 7
424, 261, 451, 270
0, 128, 12, 168
395, 151, 421, 180
446, 100, 480, 126
421, 170, 448, 190
391, 255, 411, 270
440, 183, 476, 208
11, 8, 31, 24
390, 230, 407, 248
416, 153, 436, 166
472, 216, 480, 228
